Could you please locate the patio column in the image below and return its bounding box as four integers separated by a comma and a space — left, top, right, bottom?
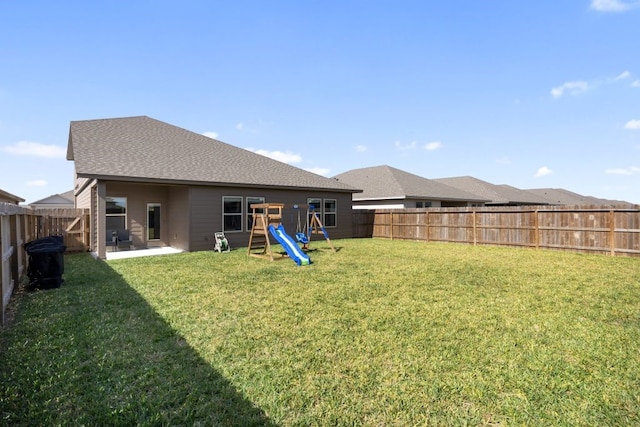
96, 182, 107, 259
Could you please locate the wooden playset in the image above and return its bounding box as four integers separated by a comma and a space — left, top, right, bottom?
247, 203, 335, 263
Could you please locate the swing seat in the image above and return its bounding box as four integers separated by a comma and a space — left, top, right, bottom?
295, 232, 309, 244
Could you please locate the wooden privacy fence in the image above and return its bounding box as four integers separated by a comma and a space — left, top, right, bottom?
34, 208, 90, 253
353, 205, 640, 257
1, 203, 89, 326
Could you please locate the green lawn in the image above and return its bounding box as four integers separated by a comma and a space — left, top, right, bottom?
2, 239, 639, 425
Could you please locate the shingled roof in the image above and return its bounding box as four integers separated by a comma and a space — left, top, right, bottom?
434, 176, 549, 205
0, 188, 25, 204
29, 190, 74, 207
334, 165, 488, 202
524, 188, 632, 206
67, 116, 358, 193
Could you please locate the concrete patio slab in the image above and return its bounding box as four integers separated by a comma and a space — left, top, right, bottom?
105, 246, 184, 260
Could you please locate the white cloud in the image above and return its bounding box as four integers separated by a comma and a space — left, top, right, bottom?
605, 166, 640, 175
26, 179, 48, 187
551, 71, 632, 98
1, 141, 66, 158
551, 81, 589, 98
535, 166, 553, 177
202, 131, 219, 139
304, 167, 331, 176
614, 70, 632, 80
624, 119, 640, 130
246, 148, 302, 164
235, 122, 244, 130
423, 141, 443, 151
394, 141, 417, 151
355, 144, 368, 152
632, 80, 640, 87
590, 0, 638, 12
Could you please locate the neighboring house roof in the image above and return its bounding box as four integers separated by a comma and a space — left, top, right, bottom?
434, 176, 549, 205
29, 190, 75, 208
334, 165, 489, 203
67, 116, 359, 193
525, 188, 631, 206
0, 188, 25, 204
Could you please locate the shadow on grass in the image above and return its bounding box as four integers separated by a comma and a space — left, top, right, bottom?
0, 253, 276, 426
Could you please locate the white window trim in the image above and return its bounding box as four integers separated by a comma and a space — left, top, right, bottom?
323, 198, 337, 228
307, 197, 337, 228
222, 196, 243, 233
246, 196, 265, 232
106, 196, 127, 230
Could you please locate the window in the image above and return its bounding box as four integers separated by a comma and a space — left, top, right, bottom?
323, 199, 337, 227
307, 198, 321, 229
223, 196, 243, 232
246, 197, 265, 231
106, 197, 127, 230
307, 198, 337, 228
416, 201, 432, 208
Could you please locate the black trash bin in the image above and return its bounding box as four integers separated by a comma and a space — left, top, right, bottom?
24, 236, 66, 289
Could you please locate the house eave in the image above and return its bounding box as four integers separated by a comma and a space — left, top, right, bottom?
354, 195, 490, 203
76, 173, 361, 194
404, 194, 490, 203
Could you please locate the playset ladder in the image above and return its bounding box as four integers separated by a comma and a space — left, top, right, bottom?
247, 203, 285, 261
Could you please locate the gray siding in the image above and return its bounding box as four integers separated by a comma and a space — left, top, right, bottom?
189, 186, 219, 252
188, 186, 354, 251
73, 180, 95, 250
168, 186, 190, 251
75, 180, 93, 209
91, 180, 353, 256
105, 182, 171, 248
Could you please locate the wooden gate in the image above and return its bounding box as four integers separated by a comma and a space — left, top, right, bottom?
35, 208, 90, 252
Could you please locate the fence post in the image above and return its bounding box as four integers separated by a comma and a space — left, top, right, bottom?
472, 210, 477, 246
534, 209, 539, 250
9, 215, 19, 295
426, 210, 429, 242
609, 209, 615, 256
1, 214, 13, 327
390, 211, 394, 240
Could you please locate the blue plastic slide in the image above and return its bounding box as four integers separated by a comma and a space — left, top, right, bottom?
268, 224, 311, 266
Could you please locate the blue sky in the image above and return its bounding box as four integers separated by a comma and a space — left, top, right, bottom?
1, 0, 639, 204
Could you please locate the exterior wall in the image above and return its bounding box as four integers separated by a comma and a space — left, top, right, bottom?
168, 186, 190, 251
105, 182, 174, 249
352, 199, 478, 209
441, 200, 477, 208
352, 199, 443, 209
0, 196, 20, 204
70, 180, 95, 251
90, 179, 354, 257
353, 203, 407, 210
74, 177, 92, 199
75, 181, 94, 209
188, 185, 354, 251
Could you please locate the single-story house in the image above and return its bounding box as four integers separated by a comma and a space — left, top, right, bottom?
524, 188, 632, 207
29, 190, 75, 209
66, 116, 360, 259
434, 176, 550, 206
334, 165, 489, 209
0, 189, 25, 205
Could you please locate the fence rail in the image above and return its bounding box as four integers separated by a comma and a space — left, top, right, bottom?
353, 205, 640, 257
0, 203, 88, 326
